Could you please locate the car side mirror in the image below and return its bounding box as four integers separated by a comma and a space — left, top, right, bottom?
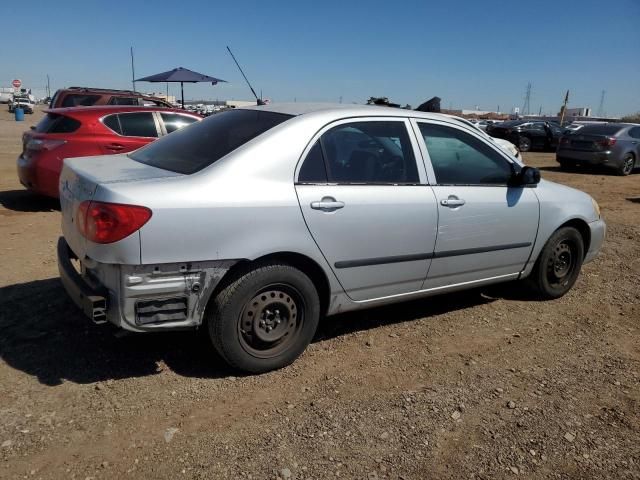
513, 166, 541, 187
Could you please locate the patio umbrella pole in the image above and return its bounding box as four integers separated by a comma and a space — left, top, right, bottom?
181, 82, 184, 109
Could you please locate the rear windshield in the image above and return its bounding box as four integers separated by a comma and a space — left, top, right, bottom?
575, 124, 624, 135
35, 113, 81, 133
129, 109, 293, 174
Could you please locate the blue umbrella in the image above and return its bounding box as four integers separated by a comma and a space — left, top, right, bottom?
135, 67, 226, 109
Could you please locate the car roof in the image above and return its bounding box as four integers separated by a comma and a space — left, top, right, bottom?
44, 105, 199, 116
241, 102, 471, 124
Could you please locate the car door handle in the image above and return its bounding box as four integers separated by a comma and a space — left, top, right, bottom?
105, 143, 125, 151
441, 196, 466, 207
310, 197, 345, 212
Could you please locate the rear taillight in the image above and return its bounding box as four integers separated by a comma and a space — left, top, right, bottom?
26, 138, 67, 151
597, 137, 617, 148
77, 201, 152, 244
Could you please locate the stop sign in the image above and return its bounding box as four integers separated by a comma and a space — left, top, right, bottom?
12, 79, 21, 88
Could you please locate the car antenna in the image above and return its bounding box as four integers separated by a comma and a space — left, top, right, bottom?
226, 46, 265, 106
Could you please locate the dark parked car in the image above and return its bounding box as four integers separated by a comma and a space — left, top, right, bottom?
489, 120, 565, 152
49, 87, 173, 109
556, 123, 640, 176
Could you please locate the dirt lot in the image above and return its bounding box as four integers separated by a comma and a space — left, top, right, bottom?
0, 107, 638, 480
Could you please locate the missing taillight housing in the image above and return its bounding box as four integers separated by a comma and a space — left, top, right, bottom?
26, 138, 67, 151
77, 201, 152, 244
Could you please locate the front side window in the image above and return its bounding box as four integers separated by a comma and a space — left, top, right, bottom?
161, 113, 199, 134
419, 123, 513, 185
318, 121, 419, 184
130, 109, 292, 174
118, 112, 158, 137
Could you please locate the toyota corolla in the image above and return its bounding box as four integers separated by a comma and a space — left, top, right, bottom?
57, 104, 605, 373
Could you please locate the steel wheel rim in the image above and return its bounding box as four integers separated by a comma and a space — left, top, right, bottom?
237, 284, 304, 359
623, 155, 634, 175
546, 240, 576, 287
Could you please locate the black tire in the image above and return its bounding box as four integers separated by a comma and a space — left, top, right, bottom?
557, 158, 576, 171
206, 262, 320, 373
616, 153, 635, 176
527, 227, 584, 299
518, 136, 532, 152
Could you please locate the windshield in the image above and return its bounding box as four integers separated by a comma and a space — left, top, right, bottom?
130, 109, 293, 174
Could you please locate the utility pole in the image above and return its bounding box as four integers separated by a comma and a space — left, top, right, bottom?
522, 82, 532, 116
559, 90, 570, 126
597, 90, 606, 117
46, 74, 51, 98
538, 105, 542, 116
130, 47, 136, 92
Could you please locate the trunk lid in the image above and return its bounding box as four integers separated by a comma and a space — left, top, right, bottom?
567, 134, 614, 151
59, 154, 181, 261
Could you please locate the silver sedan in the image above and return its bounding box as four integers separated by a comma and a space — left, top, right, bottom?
57, 104, 606, 373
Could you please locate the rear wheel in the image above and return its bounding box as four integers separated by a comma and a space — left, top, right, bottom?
527, 227, 584, 299
518, 136, 532, 152
617, 153, 635, 176
206, 263, 320, 373
557, 158, 576, 171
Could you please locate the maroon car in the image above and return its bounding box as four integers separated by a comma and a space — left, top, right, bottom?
17, 106, 201, 198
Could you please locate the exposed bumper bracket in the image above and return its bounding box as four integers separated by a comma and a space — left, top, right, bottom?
57, 237, 108, 324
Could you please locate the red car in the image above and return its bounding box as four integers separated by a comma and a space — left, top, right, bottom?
17, 106, 201, 198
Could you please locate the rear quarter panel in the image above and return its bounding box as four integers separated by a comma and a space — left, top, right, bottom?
97, 116, 339, 279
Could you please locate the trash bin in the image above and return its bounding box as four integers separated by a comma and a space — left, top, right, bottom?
15, 108, 24, 121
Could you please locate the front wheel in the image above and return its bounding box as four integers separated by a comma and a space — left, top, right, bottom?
206, 263, 320, 373
527, 227, 584, 299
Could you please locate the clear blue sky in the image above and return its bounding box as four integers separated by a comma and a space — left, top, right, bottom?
2, 0, 639, 116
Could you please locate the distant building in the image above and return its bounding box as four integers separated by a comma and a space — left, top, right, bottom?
226, 100, 257, 108
562, 107, 592, 118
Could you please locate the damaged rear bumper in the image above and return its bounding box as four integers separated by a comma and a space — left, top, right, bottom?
57, 237, 237, 332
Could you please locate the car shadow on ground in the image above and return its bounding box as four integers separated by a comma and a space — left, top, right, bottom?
0, 190, 60, 212
627, 197, 640, 204
0, 277, 498, 386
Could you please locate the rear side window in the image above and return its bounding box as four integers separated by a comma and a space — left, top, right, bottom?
319, 121, 419, 184
629, 127, 640, 139
108, 96, 139, 105
160, 113, 199, 133
35, 113, 81, 133
298, 142, 328, 183
130, 109, 292, 174
61, 94, 101, 107
102, 114, 122, 134
118, 112, 158, 137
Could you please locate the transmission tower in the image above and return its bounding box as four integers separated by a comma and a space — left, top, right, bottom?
522, 82, 532, 115
597, 90, 606, 117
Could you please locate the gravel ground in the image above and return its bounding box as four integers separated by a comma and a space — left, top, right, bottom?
0, 107, 638, 479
